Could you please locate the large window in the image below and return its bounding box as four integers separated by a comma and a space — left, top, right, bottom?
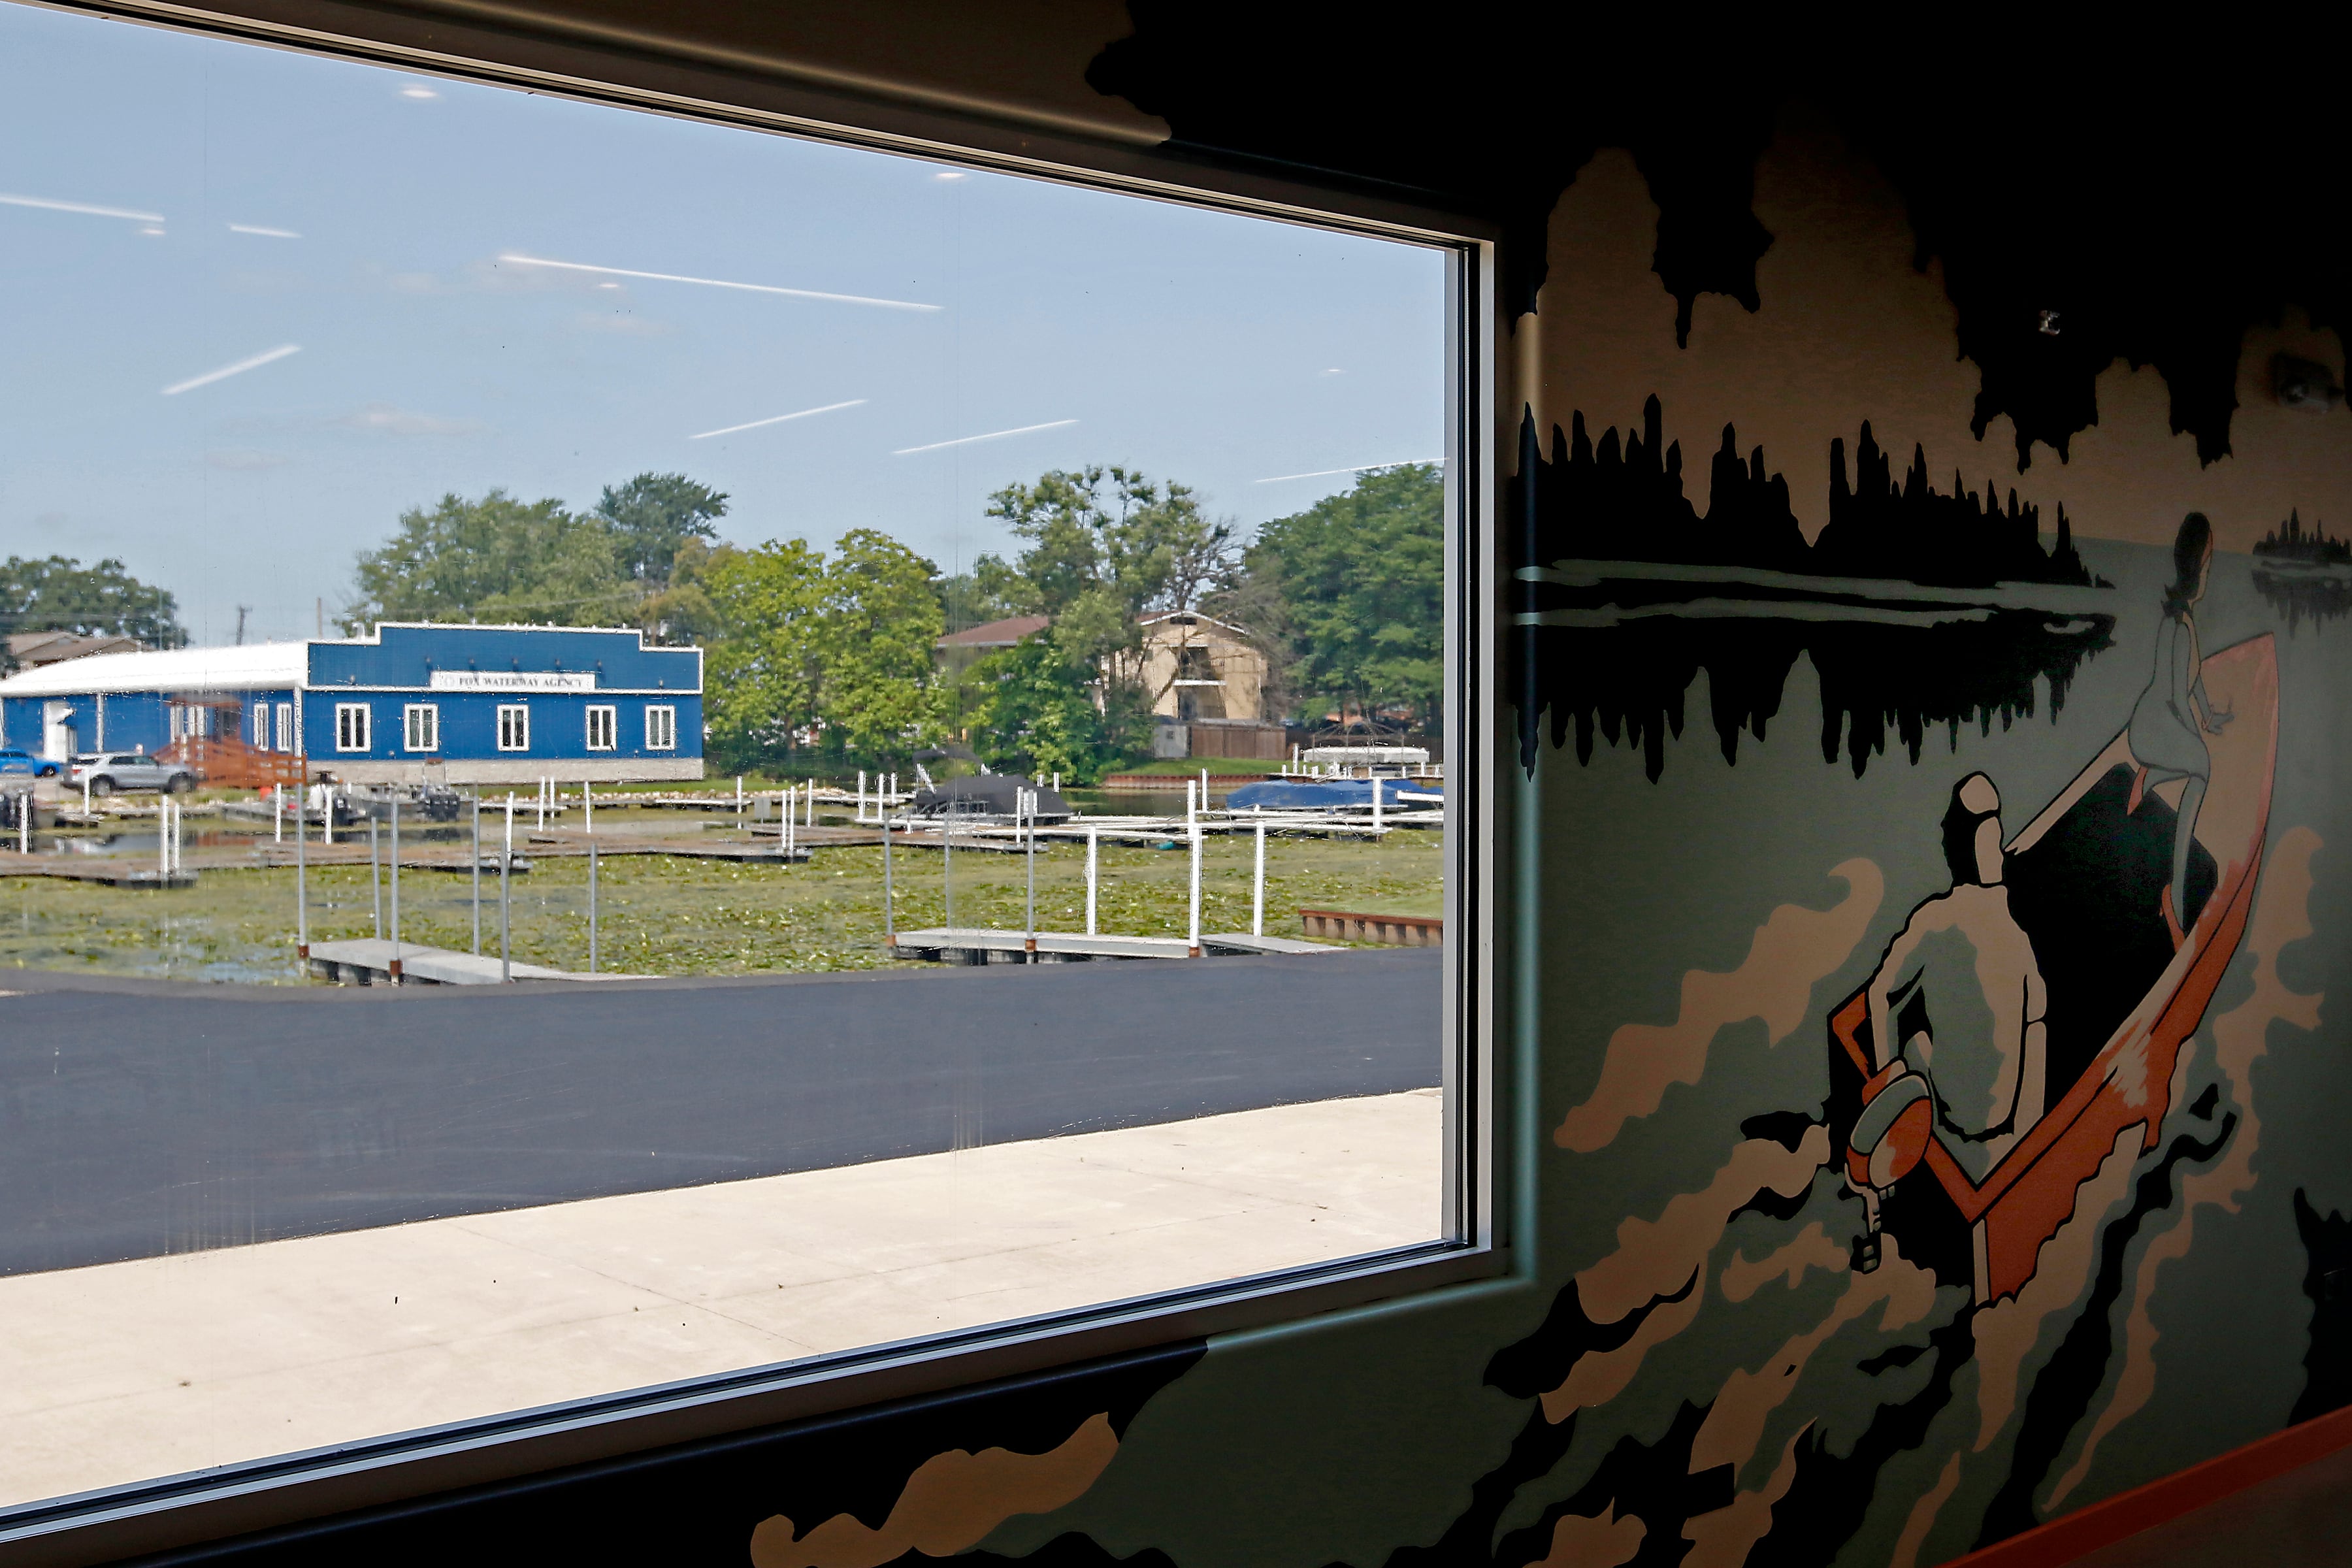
404, 702, 440, 752
0, 0, 1475, 1543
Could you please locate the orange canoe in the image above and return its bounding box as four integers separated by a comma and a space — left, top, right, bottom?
1829, 634, 2277, 1304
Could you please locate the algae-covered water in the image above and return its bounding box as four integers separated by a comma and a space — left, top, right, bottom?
0, 823, 1445, 984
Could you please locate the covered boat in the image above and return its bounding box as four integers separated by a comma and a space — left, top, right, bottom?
1828, 633, 2278, 1304
1225, 776, 1443, 812
906, 774, 1074, 825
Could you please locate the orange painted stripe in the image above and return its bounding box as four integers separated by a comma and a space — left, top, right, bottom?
1936, 1402, 2352, 1568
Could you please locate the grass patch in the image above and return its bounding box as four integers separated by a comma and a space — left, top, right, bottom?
0, 823, 1443, 982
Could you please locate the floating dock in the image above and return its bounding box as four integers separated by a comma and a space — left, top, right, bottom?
304, 938, 648, 985
885, 927, 1339, 963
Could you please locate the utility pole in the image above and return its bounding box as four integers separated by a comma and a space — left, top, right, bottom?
233, 605, 250, 646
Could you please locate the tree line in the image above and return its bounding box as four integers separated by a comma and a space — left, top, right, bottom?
338, 459, 1443, 779
0, 555, 187, 664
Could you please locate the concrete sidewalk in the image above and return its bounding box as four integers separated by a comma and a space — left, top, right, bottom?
0, 1088, 1441, 1508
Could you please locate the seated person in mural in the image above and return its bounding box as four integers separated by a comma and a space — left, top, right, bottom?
2127, 510, 2232, 949
1846, 774, 2048, 1267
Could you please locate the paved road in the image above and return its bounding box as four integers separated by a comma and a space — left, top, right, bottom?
0, 949, 1441, 1277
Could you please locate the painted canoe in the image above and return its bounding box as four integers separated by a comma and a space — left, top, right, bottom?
1827, 633, 2278, 1304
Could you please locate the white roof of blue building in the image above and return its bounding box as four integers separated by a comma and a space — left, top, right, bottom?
0, 640, 318, 697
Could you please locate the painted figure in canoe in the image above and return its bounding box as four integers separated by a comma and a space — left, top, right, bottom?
1831, 625, 2278, 1303
1844, 774, 2049, 1271
2128, 512, 2234, 947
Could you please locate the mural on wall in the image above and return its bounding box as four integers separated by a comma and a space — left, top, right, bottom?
1512, 397, 2114, 778
2250, 512, 2352, 629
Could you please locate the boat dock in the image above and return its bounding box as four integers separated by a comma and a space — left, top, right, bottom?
885, 927, 1339, 962
304, 938, 649, 985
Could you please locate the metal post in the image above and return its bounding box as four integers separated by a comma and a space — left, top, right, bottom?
882, 806, 894, 943
736, 775, 743, 825
1187, 815, 1203, 958
389, 795, 402, 983
369, 817, 382, 938
324, 785, 333, 845
1252, 819, 1266, 938
1200, 766, 1208, 811
807, 780, 815, 828
1023, 788, 1036, 957
1085, 823, 1098, 936
858, 770, 867, 824
1186, 776, 1196, 836
471, 790, 482, 955
295, 773, 307, 962
943, 796, 954, 937
583, 779, 593, 834
588, 834, 598, 974
501, 792, 514, 983
274, 790, 282, 844
785, 785, 794, 858
1372, 772, 1384, 833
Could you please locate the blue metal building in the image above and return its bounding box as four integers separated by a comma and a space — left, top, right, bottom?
0, 623, 703, 784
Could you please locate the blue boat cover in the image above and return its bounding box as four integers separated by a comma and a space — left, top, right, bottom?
1224, 777, 1442, 811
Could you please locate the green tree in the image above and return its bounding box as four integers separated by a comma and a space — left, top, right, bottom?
345, 489, 636, 629
969, 631, 1147, 783
0, 556, 186, 650
974, 465, 1236, 732
1245, 463, 1444, 730
817, 529, 947, 757
700, 539, 829, 769
594, 472, 728, 587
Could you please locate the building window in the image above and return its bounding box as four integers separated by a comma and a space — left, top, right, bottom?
645, 705, 676, 751
252, 705, 268, 748
404, 704, 440, 753
275, 702, 293, 753
335, 703, 370, 753
585, 704, 617, 751
497, 704, 530, 751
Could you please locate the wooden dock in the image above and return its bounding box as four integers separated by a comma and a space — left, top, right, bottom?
304, 938, 649, 985
885, 927, 1340, 963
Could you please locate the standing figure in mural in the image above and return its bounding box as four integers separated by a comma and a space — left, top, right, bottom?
2127, 511, 2233, 947
1846, 774, 2048, 1268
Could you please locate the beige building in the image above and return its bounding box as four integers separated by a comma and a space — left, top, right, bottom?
1128, 611, 1267, 722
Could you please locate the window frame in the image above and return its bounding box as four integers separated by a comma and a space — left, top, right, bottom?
645, 704, 676, 751
275, 702, 293, 753
496, 703, 531, 752
585, 704, 617, 751
333, 702, 370, 753
403, 702, 440, 754
0, 8, 1509, 1561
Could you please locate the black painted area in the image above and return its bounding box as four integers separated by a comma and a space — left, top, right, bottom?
1508, 401, 2114, 779
1747, 1306, 1978, 1568
1486, 1272, 1699, 1401
1088, 15, 2352, 469
1974, 1115, 2240, 1548
1739, 1111, 1823, 1153
0, 950, 1441, 1277
2290, 1188, 2352, 1424
2006, 764, 2217, 1099
118, 1341, 1203, 1566
1494, 1399, 1735, 1568
1379, 1403, 1584, 1568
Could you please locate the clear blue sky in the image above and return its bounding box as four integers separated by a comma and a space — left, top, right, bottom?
0, 4, 1446, 646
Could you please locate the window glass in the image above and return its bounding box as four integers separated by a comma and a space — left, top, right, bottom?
0, 0, 1454, 1518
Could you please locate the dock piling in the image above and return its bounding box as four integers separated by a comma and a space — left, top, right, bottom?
389, 796, 402, 983
500, 792, 514, 983
1023, 788, 1037, 956
470, 791, 482, 955
295, 777, 307, 961
369, 817, 382, 938
1085, 823, 1098, 936
1252, 819, 1266, 937
882, 808, 894, 940
1187, 816, 1203, 958
588, 834, 598, 974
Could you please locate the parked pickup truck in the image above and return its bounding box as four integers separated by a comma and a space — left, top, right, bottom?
71, 752, 198, 796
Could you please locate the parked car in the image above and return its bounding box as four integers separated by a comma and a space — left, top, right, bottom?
0, 748, 65, 779
71, 752, 197, 796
